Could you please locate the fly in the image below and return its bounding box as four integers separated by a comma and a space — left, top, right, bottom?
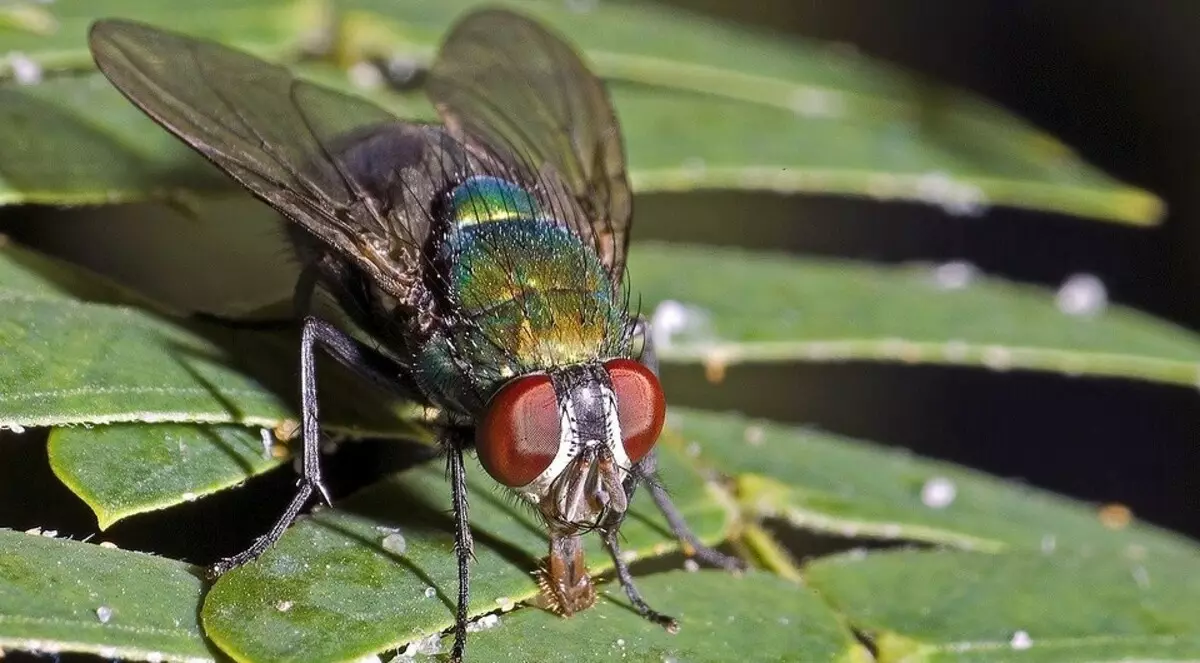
89, 9, 743, 661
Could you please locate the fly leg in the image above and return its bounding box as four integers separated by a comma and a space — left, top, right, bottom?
599, 526, 679, 632
208, 315, 413, 578
641, 451, 744, 572
630, 315, 746, 572
445, 428, 474, 663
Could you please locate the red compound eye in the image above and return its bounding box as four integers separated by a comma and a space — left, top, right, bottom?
476, 374, 561, 487
604, 359, 666, 463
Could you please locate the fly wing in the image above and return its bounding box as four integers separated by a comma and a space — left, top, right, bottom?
89, 19, 469, 306
427, 9, 633, 284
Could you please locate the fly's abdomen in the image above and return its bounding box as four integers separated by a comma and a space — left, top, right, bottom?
439, 176, 624, 379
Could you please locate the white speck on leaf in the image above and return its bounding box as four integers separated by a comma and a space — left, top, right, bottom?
424, 586, 436, 599
8, 52, 42, 85
347, 61, 383, 90
920, 477, 957, 509
1041, 534, 1057, 553
981, 346, 1013, 371
276, 600, 293, 612
914, 171, 988, 216
1010, 630, 1033, 650
942, 340, 970, 362
466, 613, 501, 633
683, 559, 700, 572
931, 260, 977, 290
1056, 273, 1107, 317
1132, 565, 1151, 589
382, 532, 407, 555
789, 85, 845, 118
650, 300, 717, 350
95, 606, 113, 623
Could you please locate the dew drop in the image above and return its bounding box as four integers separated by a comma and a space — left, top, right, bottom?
1056, 273, 1107, 317
382, 532, 407, 555
466, 613, 501, 633
1040, 534, 1056, 554
8, 52, 43, 85
930, 260, 977, 291
1010, 630, 1033, 650
95, 605, 113, 624
915, 171, 988, 216
347, 61, 383, 90
981, 346, 1013, 371
920, 477, 957, 509
1132, 565, 1151, 590
649, 300, 717, 350
788, 85, 845, 118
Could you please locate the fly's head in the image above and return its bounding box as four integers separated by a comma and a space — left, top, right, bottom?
473, 359, 665, 614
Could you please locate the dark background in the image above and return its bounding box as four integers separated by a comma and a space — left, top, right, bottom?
639, 0, 1200, 540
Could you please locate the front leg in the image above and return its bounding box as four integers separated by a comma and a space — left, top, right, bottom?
630, 315, 745, 572
208, 315, 412, 577
444, 427, 474, 663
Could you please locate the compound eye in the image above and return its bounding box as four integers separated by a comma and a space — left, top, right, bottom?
604, 359, 666, 463
476, 374, 561, 487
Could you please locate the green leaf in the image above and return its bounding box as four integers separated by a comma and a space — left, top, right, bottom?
47, 424, 285, 528
0, 0, 324, 76
632, 243, 1200, 388
0, 0, 1161, 222
0, 241, 422, 435
10, 237, 1200, 435
338, 0, 1161, 223
201, 443, 733, 662
463, 570, 869, 663
665, 409, 1199, 559
0, 528, 212, 661
805, 548, 1200, 662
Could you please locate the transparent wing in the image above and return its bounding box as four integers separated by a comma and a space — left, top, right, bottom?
89, 19, 476, 304
427, 8, 633, 282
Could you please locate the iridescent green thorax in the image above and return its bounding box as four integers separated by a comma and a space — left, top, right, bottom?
449, 175, 540, 225
416, 176, 627, 414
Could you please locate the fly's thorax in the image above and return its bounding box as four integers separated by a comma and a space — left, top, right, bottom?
412, 176, 628, 414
